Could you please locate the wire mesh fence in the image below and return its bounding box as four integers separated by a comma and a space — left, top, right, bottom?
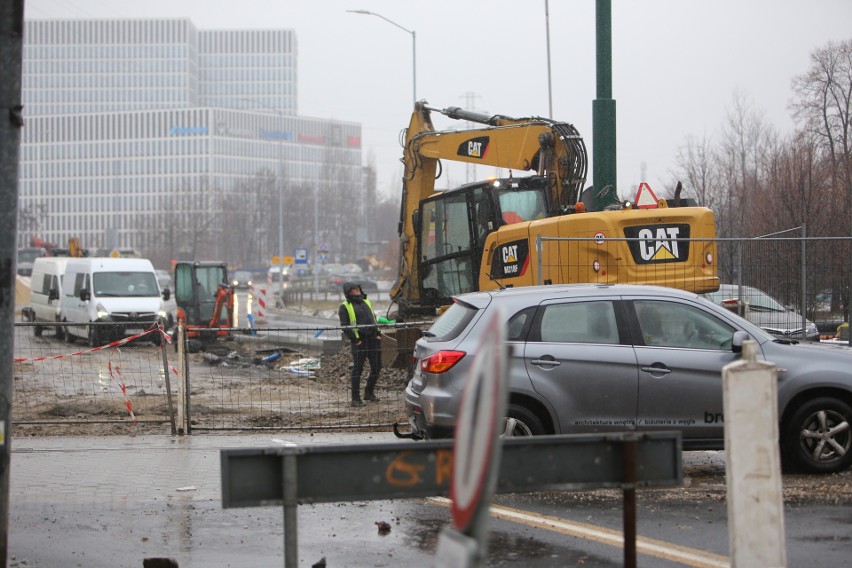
537, 234, 852, 336
12, 321, 176, 429
11, 319, 428, 434
12, 234, 850, 435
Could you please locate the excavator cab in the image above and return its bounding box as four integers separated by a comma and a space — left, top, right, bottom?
416, 175, 551, 308
174, 261, 234, 343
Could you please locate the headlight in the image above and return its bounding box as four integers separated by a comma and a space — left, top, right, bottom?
96, 304, 109, 319
806, 322, 818, 335
158, 310, 168, 320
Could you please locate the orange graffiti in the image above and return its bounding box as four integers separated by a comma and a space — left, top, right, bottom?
386, 451, 426, 487
436, 449, 453, 486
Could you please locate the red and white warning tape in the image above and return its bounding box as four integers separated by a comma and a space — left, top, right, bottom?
14, 323, 171, 363
15, 323, 178, 423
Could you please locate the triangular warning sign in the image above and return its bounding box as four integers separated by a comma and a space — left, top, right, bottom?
651, 245, 676, 261
635, 182, 659, 209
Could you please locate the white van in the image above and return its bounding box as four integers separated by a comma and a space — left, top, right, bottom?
60, 257, 170, 346
23, 257, 70, 338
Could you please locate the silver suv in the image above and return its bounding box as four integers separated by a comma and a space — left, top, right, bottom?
404, 284, 852, 473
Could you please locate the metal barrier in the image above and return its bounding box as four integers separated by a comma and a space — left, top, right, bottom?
536, 234, 852, 335
11, 320, 426, 434
11, 321, 176, 430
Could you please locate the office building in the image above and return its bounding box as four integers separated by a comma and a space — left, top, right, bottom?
18, 18, 365, 266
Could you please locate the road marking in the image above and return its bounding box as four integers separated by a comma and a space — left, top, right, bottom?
428, 497, 730, 568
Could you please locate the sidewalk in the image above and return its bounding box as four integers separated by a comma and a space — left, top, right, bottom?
9, 432, 439, 568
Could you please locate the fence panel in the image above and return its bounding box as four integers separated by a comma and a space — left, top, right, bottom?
181, 324, 424, 432
539, 235, 851, 336
11, 322, 175, 429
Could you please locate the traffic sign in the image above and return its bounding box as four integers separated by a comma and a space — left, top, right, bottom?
635, 182, 660, 209
282, 256, 295, 266
271, 256, 280, 265
294, 248, 308, 264
450, 308, 508, 533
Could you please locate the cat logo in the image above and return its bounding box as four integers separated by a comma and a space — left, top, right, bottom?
624, 224, 690, 264
502, 245, 518, 263
457, 136, 490, 159
490, 239, 529, 279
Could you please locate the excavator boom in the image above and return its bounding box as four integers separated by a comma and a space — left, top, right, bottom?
390, 101, 719, 319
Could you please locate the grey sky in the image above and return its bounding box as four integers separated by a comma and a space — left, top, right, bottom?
25, 0, 852, 202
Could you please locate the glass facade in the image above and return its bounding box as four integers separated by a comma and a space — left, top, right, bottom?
18, 19, 363, 264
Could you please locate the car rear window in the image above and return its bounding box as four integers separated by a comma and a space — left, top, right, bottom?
426, 300, 478, 341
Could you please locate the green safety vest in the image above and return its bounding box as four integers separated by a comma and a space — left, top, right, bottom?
342, 298, 374, 340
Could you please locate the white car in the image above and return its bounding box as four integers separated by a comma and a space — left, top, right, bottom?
703, 284, 819, 342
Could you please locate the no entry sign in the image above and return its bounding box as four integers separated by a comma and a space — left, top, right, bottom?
450, 308, 508, 532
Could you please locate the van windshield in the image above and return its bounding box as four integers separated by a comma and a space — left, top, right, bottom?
93, 271, 160, 297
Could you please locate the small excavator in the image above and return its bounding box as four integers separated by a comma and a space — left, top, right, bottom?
173, 261, 235, 349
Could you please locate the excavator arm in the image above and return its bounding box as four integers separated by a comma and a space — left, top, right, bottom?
391, 101, 589, 315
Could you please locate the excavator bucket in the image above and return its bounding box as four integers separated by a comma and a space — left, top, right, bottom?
380, 326, 423, 369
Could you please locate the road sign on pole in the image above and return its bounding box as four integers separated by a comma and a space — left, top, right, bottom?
436, 308, 508, 566
294, 248, 308, 264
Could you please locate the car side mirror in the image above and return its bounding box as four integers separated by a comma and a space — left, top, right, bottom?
48, 288, 59, 301
732, 330, 749, 353
163, 287, 171, 301
80, 288, 90, 302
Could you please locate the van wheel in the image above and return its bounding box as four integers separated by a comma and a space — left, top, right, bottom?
33, 324, 43, 337
63, 322, 75, 344
783, 397, 852, 473
55, 325, 65, 340
501, 404, 546, 437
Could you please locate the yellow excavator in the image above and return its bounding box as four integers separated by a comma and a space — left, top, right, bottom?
389, 101, 719, 319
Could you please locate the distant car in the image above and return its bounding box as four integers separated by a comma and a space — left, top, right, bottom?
405, 283, 852, 473
702, 284, 820, 342
232, 271, 253, 289
327, 273, 378, 295
155, 269, 172, 292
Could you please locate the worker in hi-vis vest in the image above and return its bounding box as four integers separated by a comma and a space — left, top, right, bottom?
338, 281, 382, 407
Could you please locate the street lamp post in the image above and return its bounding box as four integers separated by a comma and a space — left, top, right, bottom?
347, 9, 416, 105
237, 100, 288, 292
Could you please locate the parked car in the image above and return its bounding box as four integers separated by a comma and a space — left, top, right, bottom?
232, 270, 253, 289
22, 257, 70, 338
155, 269, 172, 292
404, 283, 852, 473
327, 273, 378, 295
703, 284, 820, 342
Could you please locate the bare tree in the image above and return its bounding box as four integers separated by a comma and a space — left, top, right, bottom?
790, 39, 852, 321
790, 38, 852, 219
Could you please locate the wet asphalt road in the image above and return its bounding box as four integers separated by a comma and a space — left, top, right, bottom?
8, 432, 852, 567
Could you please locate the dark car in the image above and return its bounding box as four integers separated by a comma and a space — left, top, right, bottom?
404, 283, 852, 473
327, 273, 378, 295
232, 271, 253, 289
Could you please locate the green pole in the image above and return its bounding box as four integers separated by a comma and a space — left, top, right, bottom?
592, 0, 619, 210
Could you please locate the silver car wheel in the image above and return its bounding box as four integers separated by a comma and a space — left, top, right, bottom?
500, 416, 534, 437
799, 409, 851, 462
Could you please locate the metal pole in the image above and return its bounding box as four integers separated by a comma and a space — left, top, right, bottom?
411, 30, 417, 105
0, 3, 25, 563
622, 437, 637, 568
801, 223, 808, 339
313, 185, 319, 299
545, 0, 553, 118
592, 0, 619, 210
283, 454, 299, 568
159, 324, 177, 435
278, 113, 286, 298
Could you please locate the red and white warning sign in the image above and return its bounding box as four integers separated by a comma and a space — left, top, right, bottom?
634, 182, 660, 209
450, 308, 508, 532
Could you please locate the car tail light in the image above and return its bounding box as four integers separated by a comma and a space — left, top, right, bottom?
420, 350, 466, 373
